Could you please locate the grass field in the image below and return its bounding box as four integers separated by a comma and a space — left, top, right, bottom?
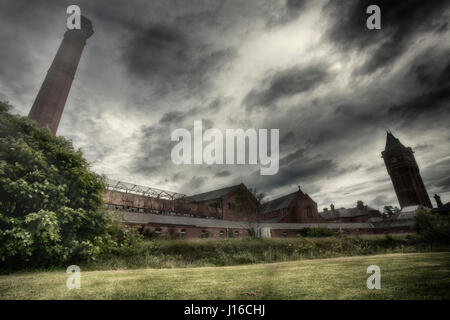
1, 252, 449, 299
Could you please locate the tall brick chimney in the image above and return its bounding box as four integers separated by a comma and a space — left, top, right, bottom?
330, 204, 335, 211
28, 16, 93, 135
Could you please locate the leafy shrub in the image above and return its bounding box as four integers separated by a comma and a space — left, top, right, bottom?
299, 227, 335, 237
413, 210, 450, 243
0, 102, 137, 268
83, 234, 450, 271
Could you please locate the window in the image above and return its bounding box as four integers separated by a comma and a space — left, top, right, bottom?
234, 231, 239, 238
219, 230, 225, 238
201, 230, 209, 238
306, 206, 313, 218
155, 228, 162, 235
282, 232, 288, 237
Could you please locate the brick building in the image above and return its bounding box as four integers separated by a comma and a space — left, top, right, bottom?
260, 187, 324, 223
183, 184, 260, 221
105, 181, 412, 238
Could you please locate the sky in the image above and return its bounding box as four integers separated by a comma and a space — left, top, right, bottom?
1, 0, 449, 210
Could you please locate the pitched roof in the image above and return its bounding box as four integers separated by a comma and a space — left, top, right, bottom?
121, 211, 380, 230
122, 211, 250, 228
384, 131, 406, 151
184, 184, 242, 202
260, 192, 297, 214
432, 202, 450, 214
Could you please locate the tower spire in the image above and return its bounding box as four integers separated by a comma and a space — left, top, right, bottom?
384, 130, 406, 152
381, 131, 432, 208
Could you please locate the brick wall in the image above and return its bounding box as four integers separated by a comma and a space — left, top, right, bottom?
105, 190, 221, 219
125, 222, 250, 239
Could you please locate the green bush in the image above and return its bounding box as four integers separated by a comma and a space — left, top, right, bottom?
413, 210, 450, 243
0, 101, 136, 268
299, 227, 335, 237
82, 234, 450, 271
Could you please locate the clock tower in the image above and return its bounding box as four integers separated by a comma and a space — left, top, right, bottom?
381, 131, 432, 208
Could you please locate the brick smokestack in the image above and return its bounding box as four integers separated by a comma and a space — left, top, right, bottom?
28, 16, 93, 135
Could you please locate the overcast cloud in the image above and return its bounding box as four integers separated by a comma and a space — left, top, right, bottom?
1, 0, 449, 210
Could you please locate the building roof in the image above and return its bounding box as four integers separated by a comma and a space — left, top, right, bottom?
384, 131, 406, 151
260, 192, 297, 214
120, 211, 383, 230
432, 202, 450, 214
396, 205, 431, 220
319, 206, 379, 220
371, 219, 414, 229
121, 211, 250, 228
184, 184, 242, 202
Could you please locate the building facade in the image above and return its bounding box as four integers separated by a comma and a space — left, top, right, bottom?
260, 187, 324, 223
105, 182, 411, 239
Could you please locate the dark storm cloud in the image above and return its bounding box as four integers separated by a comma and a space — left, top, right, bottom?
388, 48, 450, 124
409, 50, 450, 89
280, 131, 296, 146
254, 158, 336, 193
183, 176, 207, 190
1, 0, 449, 205
324, 0, 450, 74
388, 85, 450, 123
371, 195, 388, 207
123, 23, 234, 95
244, 65, 331, 109
215, 170, 231, 177
423, 158, 450, 193
130, 124, 173, 176
266, 0, 309, 27
246, 148, 337, 193
159, 110, 191, 125
413, 144, 434, 152
281, 148, 306, 166
433, 176, 450, 190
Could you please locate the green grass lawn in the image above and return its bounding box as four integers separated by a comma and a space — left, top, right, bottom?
1, 252, 449, 300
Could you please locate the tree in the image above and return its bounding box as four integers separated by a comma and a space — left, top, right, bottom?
383, 205, 400, 218
413, 210, 450, 244
0, 101, 128, 268
233, 186, 264, 237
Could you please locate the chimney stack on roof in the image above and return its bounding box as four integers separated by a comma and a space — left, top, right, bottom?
357, 200, 364, 209
434, 194, 443, 208
330, 204, 335, 211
